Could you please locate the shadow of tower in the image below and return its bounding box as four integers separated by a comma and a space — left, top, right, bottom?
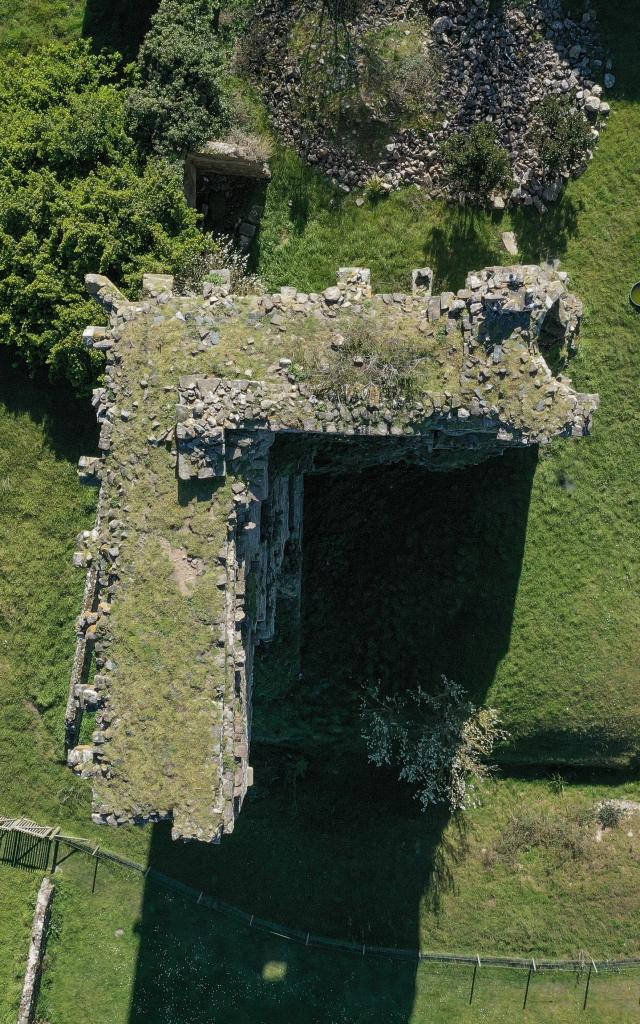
127, 447, 537, 1023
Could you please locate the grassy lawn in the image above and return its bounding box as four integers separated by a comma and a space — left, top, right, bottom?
0, 866, 43, 1024
36, 826, 640, 1024
0, 0, 155, 56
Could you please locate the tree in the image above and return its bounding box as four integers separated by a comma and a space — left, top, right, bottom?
533, 96, 592, 174
442, 124, 512, 202
360, 677, 507, 812
127, 0, 228, 158
0, 42, 210, 392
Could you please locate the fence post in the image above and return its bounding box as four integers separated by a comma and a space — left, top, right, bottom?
583, 960, 597, 1011
469, 956, 480, 1005
523, 958, 536, 1009
91, 849, 99, 894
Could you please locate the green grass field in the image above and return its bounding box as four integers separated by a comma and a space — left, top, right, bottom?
0, 0, 639, 1021
0, 0, 155, 57
0, 867, 43, 1024
36, 843, 640, 1024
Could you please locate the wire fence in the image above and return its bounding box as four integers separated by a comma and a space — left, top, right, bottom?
3, 817, 640, 986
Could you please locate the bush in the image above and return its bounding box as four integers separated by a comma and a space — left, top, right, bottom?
174, 233, 263, 295
360, 676, 507, 812
293, 318, 429, 405
127, 0, 228, 158
533, 96, 592, 174
442, 124, 512, 202
497, 807, 591, 863
597, 800, 626, 830
363, 174, 388, 201
0, 42, 211, 392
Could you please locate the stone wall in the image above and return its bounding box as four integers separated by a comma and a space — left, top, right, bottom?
216, 434, 304, 821
64, 559, 100, 749
184, 139, 270, 208
17, 877, 54, 1024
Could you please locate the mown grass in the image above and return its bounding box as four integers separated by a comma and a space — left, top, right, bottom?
36, 775, 640, 1023
0, 866, 42, 1024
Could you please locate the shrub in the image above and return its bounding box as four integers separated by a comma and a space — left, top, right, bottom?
293, 318, 429, 405
363, 174, 388, 201
0, 42, 211, 392
548, 771, 566, 796
597, 800, 625, 830
442, 124, 512, 202
533, 96, 592, 174
360, 676, 507, 812
174, 233, 263, 295
498, 807, 591, 863
127, 0, 228, 158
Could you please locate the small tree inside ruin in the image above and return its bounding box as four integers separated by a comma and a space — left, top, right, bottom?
360, 676, 508, 812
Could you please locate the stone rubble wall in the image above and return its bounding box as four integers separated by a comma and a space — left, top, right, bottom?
64, 562, 100, 748
176, 264, 598, 487
17, 877, 54, 1024
184, 140, 271, 208
220, 434, 304, 825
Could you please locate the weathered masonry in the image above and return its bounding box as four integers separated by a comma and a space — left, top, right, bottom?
67, 264, 598, 843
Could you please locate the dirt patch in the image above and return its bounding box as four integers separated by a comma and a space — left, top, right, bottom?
159, 538, 205, 596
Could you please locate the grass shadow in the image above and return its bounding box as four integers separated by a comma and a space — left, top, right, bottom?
0, 351, 97, 464
499, 727, 640, 771
510, 194, 582, 265
82, 0, 157, 59
425, 207, 506, 292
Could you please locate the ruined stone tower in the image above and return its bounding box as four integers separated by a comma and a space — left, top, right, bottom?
66, 264, 598, 842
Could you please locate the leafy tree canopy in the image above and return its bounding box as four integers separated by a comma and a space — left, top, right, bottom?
127, 0, 229, 157
0, 42, 207, 392
361, 676, 507, 812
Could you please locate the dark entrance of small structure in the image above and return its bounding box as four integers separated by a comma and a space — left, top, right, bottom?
184, 140, 270, 254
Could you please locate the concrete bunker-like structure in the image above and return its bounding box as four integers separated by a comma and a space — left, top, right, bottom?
67, 264, 598, 842
184, 139, 271, 250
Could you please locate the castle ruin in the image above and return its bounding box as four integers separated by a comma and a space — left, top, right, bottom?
66, 263, 598, 842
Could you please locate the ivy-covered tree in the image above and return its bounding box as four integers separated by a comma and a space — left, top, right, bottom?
0, 42, 209, 392
127, 0, 229, 158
